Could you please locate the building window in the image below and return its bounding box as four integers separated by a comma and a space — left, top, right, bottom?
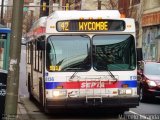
132, 0, 140, 5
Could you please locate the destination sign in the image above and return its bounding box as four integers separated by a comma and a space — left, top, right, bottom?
56, 20, 125, 32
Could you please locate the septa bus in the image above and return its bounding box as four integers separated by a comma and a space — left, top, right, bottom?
26, 10, 139, 113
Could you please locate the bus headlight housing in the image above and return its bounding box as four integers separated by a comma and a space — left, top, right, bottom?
53, 90, 67, 97
118, 89, 132, 95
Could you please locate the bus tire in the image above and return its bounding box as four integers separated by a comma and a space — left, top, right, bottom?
44, 106, 50, 114
28, 73, 34, 101
29, 92, 34, 101
27, 73, 31, 93
39, 77, 44, 106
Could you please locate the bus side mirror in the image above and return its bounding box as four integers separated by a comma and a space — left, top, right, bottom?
37, 41, 45, 50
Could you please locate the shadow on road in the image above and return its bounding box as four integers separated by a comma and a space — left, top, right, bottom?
28, 97, 124, 120
44, 108, 123, 120
140, 98, 160, 104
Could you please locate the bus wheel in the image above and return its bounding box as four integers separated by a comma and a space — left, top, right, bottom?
28, 73, 34, 101
44, 106, 50, 114
39, 77, 43, 106
29, 92, 34, 101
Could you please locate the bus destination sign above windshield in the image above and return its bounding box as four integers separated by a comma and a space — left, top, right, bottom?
56, 20, 125, 32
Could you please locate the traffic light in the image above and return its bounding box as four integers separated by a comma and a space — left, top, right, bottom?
66, 3, 69, 10
42, 2, 46, 11
40, 0, 49, 17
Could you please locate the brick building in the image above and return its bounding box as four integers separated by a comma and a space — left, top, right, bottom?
118, 0, 143, 48
60, 0, 118, 10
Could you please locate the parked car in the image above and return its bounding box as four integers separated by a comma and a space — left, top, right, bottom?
137, 61, 160, 102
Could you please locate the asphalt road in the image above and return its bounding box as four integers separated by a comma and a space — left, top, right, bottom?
127, 99, 160, 120
19, 45, 160, 120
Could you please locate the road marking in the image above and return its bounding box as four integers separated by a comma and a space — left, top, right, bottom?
129, 110, 152, 120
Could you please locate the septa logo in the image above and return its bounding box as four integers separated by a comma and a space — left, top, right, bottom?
81, 82, 105, 88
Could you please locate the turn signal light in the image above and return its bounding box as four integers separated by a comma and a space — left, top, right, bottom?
122, 84, 128, 88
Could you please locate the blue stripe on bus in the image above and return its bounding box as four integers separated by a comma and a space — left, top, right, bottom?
120, 81, 137, 87
45, 82, 61, 89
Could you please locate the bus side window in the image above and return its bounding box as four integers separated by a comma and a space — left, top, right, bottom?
46, 43, 51, 70
37, 41, 45, 50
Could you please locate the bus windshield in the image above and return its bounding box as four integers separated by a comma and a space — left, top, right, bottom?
46, 35, 91, 72
46, 35, 136, 72
93, 35, 136, 71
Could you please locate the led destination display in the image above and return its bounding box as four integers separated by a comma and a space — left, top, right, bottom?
56, 20, 125, 32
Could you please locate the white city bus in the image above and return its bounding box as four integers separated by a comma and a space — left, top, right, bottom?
26, 10, 139, 113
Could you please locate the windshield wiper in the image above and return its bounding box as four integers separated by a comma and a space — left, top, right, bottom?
94, 48, 117, 82
97, 65, 118, 82
69, 71, 78, 80
107, 69, 118, 82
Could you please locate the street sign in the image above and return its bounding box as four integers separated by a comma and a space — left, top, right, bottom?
23, 7, 28, 12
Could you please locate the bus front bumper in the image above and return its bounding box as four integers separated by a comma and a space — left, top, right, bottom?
46, 96, 139, 109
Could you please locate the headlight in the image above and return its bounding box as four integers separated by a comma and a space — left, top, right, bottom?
147, 80, 157, 87
53, 90, 67, 97
53, 91, 60, 97
118, 89, 132, 95
126, 89, 132, 94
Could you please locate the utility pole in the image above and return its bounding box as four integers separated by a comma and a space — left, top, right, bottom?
0, 0, 4, 24
4, 0, 24, 119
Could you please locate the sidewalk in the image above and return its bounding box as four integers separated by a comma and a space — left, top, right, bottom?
17, 97, 30, 120
17, 96, 47, 120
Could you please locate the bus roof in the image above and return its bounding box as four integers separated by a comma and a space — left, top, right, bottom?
31, 16, 47, 30
48, 10, 121, 20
